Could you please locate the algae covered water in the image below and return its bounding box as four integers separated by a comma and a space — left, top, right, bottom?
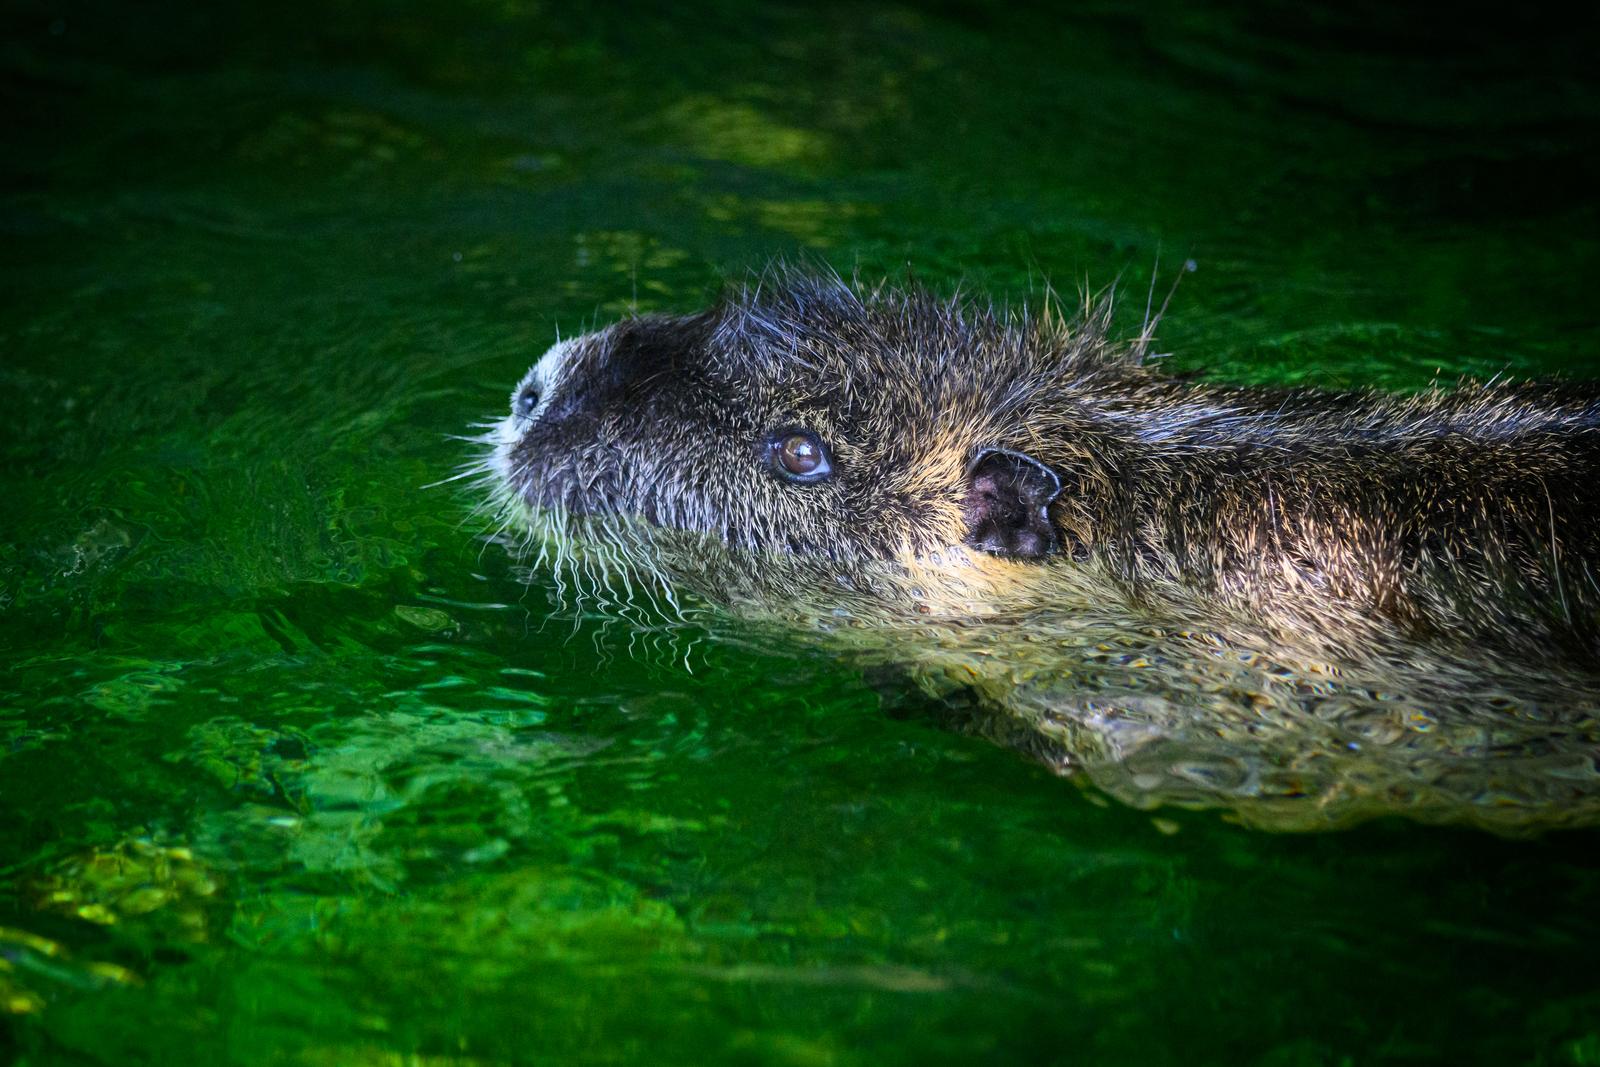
4, 2, 1600, 1063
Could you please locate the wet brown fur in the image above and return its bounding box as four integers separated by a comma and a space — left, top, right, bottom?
493, 269, 1600, 665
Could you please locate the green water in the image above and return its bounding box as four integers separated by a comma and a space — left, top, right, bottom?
3, 2, 1599, 1063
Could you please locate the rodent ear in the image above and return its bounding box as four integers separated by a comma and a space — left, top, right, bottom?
961, 448, 1063, 560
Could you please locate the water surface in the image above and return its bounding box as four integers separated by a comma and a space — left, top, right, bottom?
3, 2, 1599, 1063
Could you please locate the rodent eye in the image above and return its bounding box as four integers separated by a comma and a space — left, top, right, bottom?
514, 386, 540, 417
768, 429, 832, 484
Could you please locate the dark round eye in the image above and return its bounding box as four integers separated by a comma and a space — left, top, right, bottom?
768, 429, 832, 484
514, 386, 540, 417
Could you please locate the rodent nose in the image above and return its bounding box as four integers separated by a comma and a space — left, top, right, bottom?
514, 385, 540, 417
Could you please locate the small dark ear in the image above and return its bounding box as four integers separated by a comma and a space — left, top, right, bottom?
962, 448, 1063, 560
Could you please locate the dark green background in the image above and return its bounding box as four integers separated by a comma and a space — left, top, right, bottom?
3, 2, 1598, 1063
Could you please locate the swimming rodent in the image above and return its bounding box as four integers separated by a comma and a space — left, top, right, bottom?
479, 270, 1600, 832
488, 270, 1600, 663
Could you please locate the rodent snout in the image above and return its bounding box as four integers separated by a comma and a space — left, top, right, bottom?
513, 384, 540, 418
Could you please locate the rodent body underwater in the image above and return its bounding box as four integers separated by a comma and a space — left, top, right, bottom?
488, 271, 1600, 664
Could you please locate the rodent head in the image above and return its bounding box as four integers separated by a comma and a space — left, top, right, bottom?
490, 274, 1132, 592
